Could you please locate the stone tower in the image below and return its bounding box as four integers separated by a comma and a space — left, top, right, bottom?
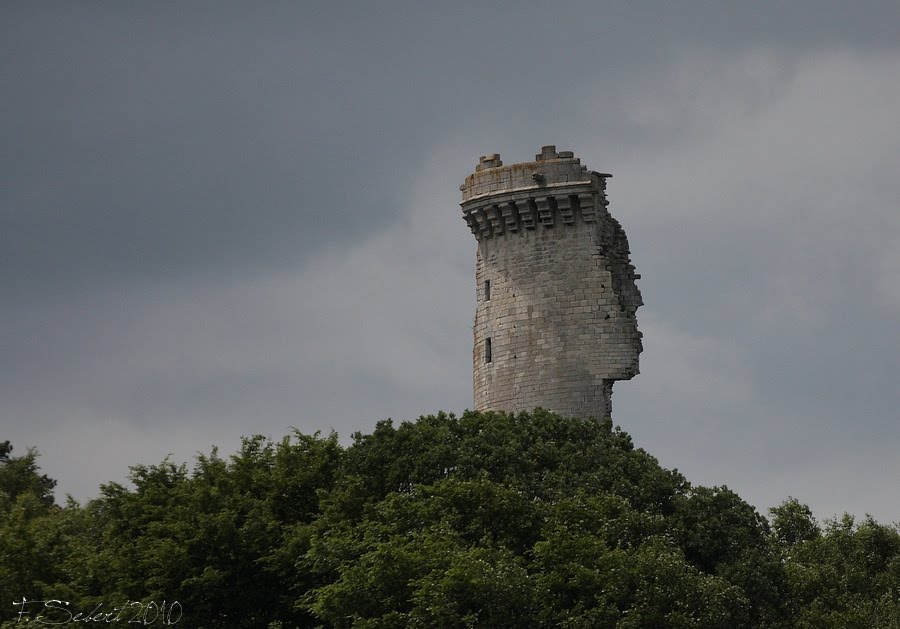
460, 145, 642, 419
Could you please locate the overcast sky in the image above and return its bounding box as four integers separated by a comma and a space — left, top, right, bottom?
2, 1, 898, 523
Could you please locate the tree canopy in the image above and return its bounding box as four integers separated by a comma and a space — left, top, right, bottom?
2, 411, 899, 628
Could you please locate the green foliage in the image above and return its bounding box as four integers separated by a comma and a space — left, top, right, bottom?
770, 497, 820, 547
2, 414, 900, 628
0, 442, 72, 619
0, 441, 56, 510
779, 512, 900, 628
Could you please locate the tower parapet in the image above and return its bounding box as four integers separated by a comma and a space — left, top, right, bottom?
461, 146, 642, 419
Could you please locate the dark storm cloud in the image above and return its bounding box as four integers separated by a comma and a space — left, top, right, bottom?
2, 3, 407, 293
4, 1, 897, 292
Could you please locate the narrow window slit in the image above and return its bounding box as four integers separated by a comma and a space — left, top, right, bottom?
485, 338, 492, 363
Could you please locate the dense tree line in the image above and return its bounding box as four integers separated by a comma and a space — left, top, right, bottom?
2, 412, 899, 627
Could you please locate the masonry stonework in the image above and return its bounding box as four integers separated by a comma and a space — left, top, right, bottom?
460, 146, 642, 419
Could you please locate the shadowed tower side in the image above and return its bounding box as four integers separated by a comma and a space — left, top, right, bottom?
460, 146, 642, 419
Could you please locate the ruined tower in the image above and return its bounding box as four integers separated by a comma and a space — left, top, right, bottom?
460, 146, 642, 419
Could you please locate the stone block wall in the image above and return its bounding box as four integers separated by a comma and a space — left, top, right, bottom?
460, 146, 642, 419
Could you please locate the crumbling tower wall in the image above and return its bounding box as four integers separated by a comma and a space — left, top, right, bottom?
460, 145, 642, 419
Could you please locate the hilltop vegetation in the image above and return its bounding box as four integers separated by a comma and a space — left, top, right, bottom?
2, 411, 899, 628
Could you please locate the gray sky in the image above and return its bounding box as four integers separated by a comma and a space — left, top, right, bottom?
2, 1, 899, 523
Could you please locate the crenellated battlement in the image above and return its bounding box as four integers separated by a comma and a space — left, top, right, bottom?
460, 146, 613, 241
460, 145, 609, 204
